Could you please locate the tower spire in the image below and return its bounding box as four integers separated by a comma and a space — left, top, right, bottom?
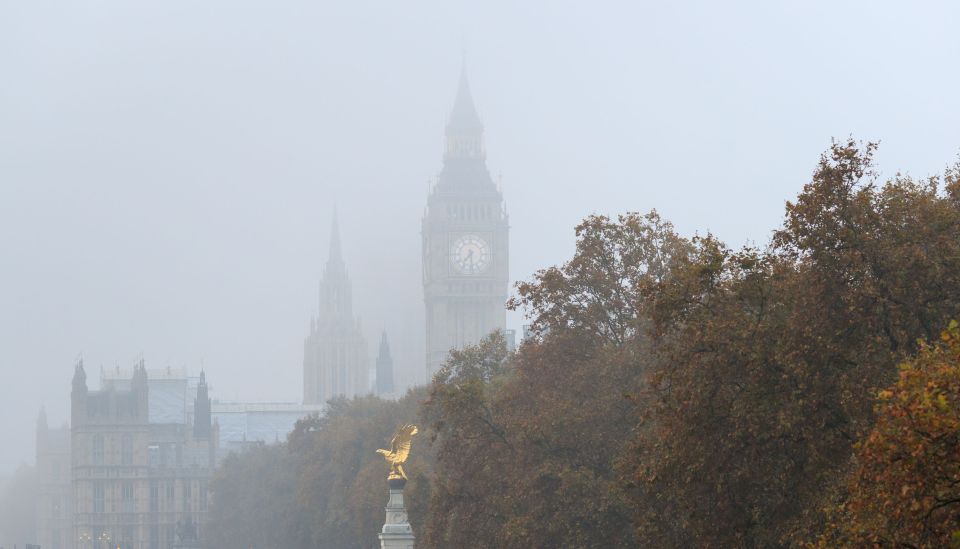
376, 330, 395, 397
444, 58, 485, 161
318, 209, 354, 323
194, 369, 211, 439
328, 206, 343, 267
447, 59, 483, 135
304, 209, 368, 405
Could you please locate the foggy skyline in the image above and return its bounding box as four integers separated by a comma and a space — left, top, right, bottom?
3, 1, 959, 473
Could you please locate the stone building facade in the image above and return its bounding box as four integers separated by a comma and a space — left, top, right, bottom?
70, 360, 216, 549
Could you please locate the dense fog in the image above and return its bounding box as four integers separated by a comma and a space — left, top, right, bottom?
2, 4, 959, 542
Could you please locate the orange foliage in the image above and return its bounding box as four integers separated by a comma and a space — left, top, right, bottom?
816, 321, 960, 548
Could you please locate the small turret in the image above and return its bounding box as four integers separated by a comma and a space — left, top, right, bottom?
131, 358, 149, 419
194, 370, 211, 440
72, 359, 87, 395
132, 359, 148, 389
71, 359, 88, 424
376, 331, 395, 397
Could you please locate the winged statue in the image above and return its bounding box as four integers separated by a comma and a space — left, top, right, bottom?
377, 424, 418, 480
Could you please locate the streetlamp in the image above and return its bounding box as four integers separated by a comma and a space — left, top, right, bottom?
97, 529, 111, 549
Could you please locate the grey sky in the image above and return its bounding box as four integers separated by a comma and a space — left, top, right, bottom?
1, 1, 958, 473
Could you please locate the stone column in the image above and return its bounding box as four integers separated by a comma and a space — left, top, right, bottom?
379, 477, 415, 549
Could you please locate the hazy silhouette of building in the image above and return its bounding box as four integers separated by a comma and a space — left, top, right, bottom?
70, 359, 216, 549
375, 331, 395, 397
303, 213, 370, 404
36, 407, 73, 549
422, 65, 510, 378
211, 401, 323, 456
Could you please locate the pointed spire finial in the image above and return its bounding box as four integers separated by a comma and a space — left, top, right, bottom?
375, 329, 394, 396
447, 56, 483, 135
328, 206, 343, 265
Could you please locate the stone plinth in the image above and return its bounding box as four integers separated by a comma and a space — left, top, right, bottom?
379, 478, 414, 549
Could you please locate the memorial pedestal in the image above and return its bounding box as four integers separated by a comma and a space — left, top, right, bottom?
379, 478, 415, 549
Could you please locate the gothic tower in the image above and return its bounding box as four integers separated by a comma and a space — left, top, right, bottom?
304, 213, 370, 404
422, 65, 509, 379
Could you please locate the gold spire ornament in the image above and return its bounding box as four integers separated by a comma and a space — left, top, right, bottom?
377, 424, 418, 481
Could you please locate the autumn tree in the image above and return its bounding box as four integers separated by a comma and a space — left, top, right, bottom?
626, 140, 960, 547
815, 321, 960, 548
209, 141, 960, 549
207, 389, 432, 549
419, 333, 513, 548
421, 212, 692, 548
293, 391, 433, 549
207, 444, 307, 549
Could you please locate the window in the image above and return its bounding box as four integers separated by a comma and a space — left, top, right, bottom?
166, 481, 175, 504
183, 481, 192, 512
149, 481, 159, 512
149, 526, 159, 549
92, 435, 105, 465
121, 481, 134, 512
93, 481, 105, 513
199, 484, 208, 512
121, 434, 133, 465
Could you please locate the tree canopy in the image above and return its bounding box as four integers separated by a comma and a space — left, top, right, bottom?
815, 321, 960, 548
208, 140, 960, 549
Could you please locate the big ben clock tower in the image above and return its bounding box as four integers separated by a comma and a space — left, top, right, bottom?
422, 65, 509, 379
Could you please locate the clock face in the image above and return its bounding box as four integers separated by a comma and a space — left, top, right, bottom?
450, 234, 491, 275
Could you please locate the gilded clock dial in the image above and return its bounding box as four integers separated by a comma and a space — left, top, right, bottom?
450, 234, 491, 275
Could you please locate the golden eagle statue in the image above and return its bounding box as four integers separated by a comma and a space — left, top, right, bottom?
377, 424, 418, 480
